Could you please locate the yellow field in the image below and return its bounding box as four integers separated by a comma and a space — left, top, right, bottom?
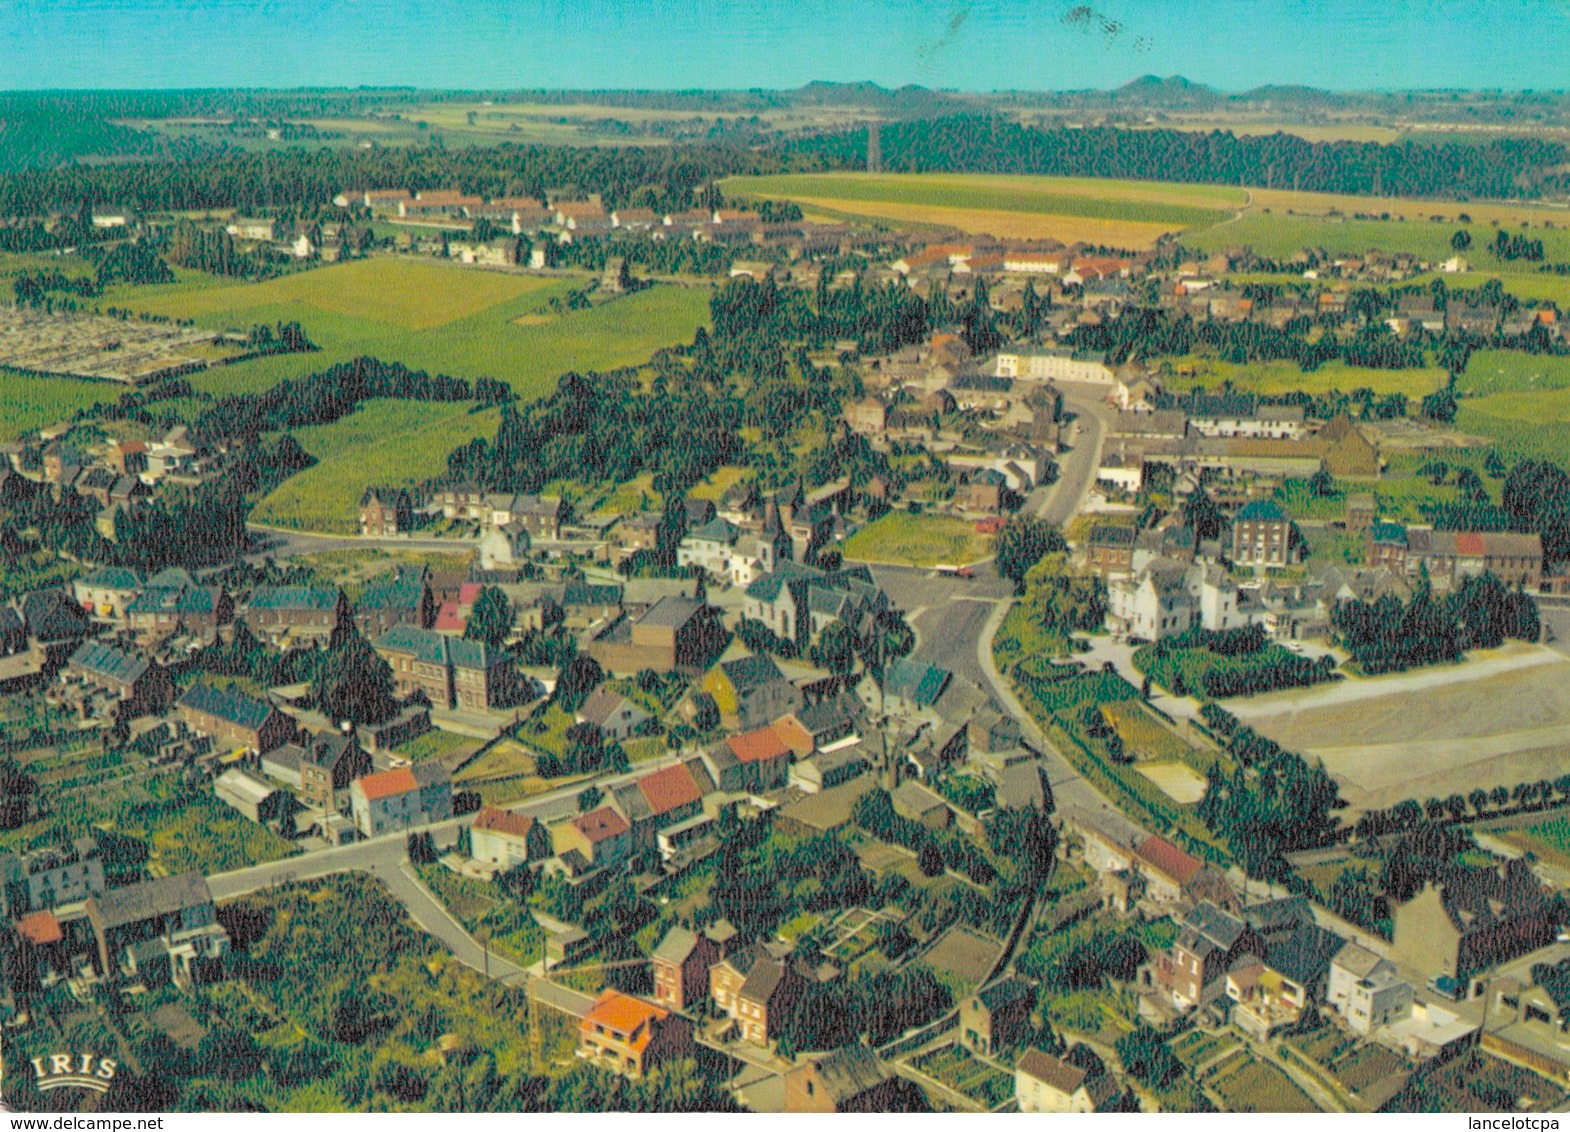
119, 258, 555, 330
1137, 120, 1404, 144
1246, 187, 1570, 227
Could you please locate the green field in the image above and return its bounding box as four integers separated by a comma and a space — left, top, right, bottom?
727, 172, 1242, 227
840, 511, 994, 567
0, 370, 134, 440
1458, 349, 1570, 396
252, 398, 499, 533
101, 257, 712, 399
1168, 357, 1448, 399
1182, 212, 1570, 264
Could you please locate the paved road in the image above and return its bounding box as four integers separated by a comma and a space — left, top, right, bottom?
971, 598, 1144, 844
1029, 382, 1112, 526
246, 523, 479, 560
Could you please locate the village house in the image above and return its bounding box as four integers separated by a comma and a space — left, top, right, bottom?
84, 872, 229, 985
1015, 1048, 1119, 1114
784, 1043, 920, 1113
676, 516, 788, 586
1153, 902, 1264, 1010
176, 682, 295, 754
1105, 559, 1244, 641
554, 806, 633, 871
587, 595, 726, 675
742, 561, 890, 646
349, 764, 453, 838
960, 976, 1036, 1057
1086, 525, 1137, 575
354, 568, 436, 637
359, 487, 413, 536
243, 585, 350, 650
62, 640, 174, 719
577, 990, 692, 1077
470, 804, 551, 868
701, 726, 793, 794
574, 686, 653, 741
1389, 860, 1561, 990
733, 954, 805, 1045
651, 925, 721, 1012
373, 624, 524, 711
995, 348, 1114, 384
702, 652, 804, 730
72, 567, 143, 623
126, 570, 232, 642
261, 730, 370, 811
1232, 499, 1300, 568
0, 837, 106, 915
1327, 942, 1414, 1036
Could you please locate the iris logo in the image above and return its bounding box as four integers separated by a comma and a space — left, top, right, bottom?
30, 1053, 116, 1095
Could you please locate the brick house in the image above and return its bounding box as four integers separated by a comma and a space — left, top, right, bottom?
244, 585, 350, 649
176, 682, 295, 754
734, 954, 805, 1044
360, 487, 413, 536
1086, 525, 1136, 575
373, 624, 524, 711
64, 640, 173, 718
587, 596, 727, 675
651, 925, 720, 1012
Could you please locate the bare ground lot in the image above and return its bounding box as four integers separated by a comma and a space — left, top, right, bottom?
1228, 645, 1570, 811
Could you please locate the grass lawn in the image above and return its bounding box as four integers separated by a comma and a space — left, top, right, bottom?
101, 257, 711, 400
1134, 637, 1336, 700
1501, 815, 1570, 870
252, 398, 499, 533
416, 864, 544, 968
117, 792, 298, 876
1102, 700, 1196, 761
395, 728, 482, 766
840, 511, 994, 567
1165, 357, 1448, 399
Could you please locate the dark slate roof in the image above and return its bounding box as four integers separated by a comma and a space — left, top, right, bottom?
1265, 921, 1345, 991
720, 653, 787, 696
1236, 499, 1289, 523
739, 956, 791, 1004
975, 975, 1035, 1011
89, 872, 212, 931
358, 569, 427, 611
636, 595, 705, 630
885, 657, 951, 707
80, 566, 142, 590
178, 682, 276, 730
21, 589, 89, 642
68, 640, 150, 684
374, 624, 505, 671
1181, 902, 1247, 953
562, 580, 622, 607
809, 1043, 895, 1104
248, 585, 341, 613
687, 517, 739, 544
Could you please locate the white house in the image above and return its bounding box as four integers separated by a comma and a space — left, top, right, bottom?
1015, 1049, 1117, 1114
1105, 559, 1244, 642
1326, 943, 1414, 1036
995, 348, 1114, 384
676, 518, 783, 586
350, 764, 452, 838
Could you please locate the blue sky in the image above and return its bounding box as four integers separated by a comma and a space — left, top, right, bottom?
2, 0, 1567, 92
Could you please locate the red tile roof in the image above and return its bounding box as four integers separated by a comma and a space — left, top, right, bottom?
771, 716, 815, 758
457, 583, 483, 606
580, 990, 666, 1048
356, 767, 418, 801
637, 763, 702, 816
17, 910, 62, 946
1135, 835, 1203, 886
727, 726, 790, 765
473, 804, 536, 839
1455, 532, 1487, 556
433, 602, 465, 632
573, 805, 630, 843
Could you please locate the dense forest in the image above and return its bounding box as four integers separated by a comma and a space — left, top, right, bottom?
0, 142, 797, 220
792, 115, 1570, 200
